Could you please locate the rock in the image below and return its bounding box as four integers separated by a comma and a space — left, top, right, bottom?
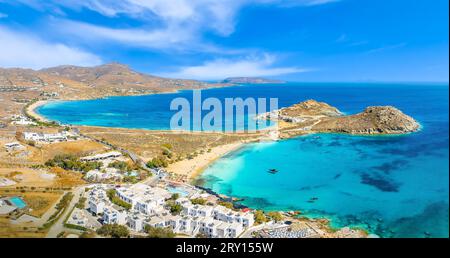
280, 99, 342, 118
313, 106, 420, 134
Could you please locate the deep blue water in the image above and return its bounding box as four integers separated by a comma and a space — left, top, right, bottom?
38, 83, 449, 237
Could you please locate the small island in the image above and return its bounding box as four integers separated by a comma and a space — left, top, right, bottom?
259, 99, 420, 138
222, 77, 286, 84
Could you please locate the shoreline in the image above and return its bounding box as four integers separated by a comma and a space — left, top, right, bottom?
166, 141, 247, 180
26, 100, 51, 123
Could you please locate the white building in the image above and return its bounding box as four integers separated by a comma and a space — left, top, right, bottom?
4, 142, 25, 152
11, 115, 36, 126
23, 132, 67, 143
67, 208, 89, 227
182, 203, 213, 218
213, 206, 254, 228
127, 213, 146, 232
102, 206, 127, 225
88, 198, 106, 215
85, 169, 123, 182
88, 185, 108, 215
81, 151, 122, 162
115, 183, 170, 215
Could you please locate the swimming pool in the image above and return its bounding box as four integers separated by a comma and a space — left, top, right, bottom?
9, 197, 26, 209
167, 186, 189, 197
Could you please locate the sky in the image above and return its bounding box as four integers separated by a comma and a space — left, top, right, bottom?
0, 0, 448, 82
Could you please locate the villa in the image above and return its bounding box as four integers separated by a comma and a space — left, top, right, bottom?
80, 151, 122, 162
11, 115, 37, 126
0, 198, 17, 215
4, 142, 25, 152
103, 205, 127, 225
23, 131, 68, 143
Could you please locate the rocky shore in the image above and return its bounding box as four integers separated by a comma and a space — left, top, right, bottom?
259, 99, 420, 136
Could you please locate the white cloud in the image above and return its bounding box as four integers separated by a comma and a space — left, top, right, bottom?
14, 0, 340, 50
0, 26, 102, 69
159, 54, 308, 80
366, 43, 407, 54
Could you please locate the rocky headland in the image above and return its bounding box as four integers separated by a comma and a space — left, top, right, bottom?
259, 100, 420, 136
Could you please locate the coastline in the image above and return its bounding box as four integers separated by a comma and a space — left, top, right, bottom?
26, 100, 51, 123
166, 141, 246, 180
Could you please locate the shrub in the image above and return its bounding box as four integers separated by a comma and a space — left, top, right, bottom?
170, 193, 180, 200
97, 224, 129, 238
217, 201, 234, 209
166, 201, 182, 215
191, 198, 207, 205
267, 211, 283, 222
146, 156, 168, 168
45, 154, 102, 172
144, 225, 175, 238
254, 210, 268, 224
106, 189, 131, 210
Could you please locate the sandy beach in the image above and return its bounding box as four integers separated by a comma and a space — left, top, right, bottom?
26, 100, 50, 123
166, 141, 245, 179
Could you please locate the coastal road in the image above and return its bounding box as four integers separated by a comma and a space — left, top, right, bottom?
46, 186, 84, 238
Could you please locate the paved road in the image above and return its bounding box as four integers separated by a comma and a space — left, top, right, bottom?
46, 186, 84, 238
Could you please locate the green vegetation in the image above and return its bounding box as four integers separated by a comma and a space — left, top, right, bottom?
144, 225, 175, 238
45, 154, 102, 172
97, 224, 129, 238
106, 189, 131, 210
42, 192, 74, 229
64, 223, 87, 231
24, 100, 59, 127
191, 198, 207, 205
166, 200, 182, 215
122, 175, 139, 184
161, 143, 173, 150
75, 197, 86, 209
254, 210, 268, 224
196, 232, 208, 238
146, 156, 168, 168
267, 211, 283, 222
80, 230, 97, 238
217, 201, 234, 209
170, 193, 180, 200
108, 161, 131, 171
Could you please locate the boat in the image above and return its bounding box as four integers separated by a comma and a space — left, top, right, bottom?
307, 197, 319, 203
268, 168, 278, 174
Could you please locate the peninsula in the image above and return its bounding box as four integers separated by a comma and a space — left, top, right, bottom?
259, 99, 420, 138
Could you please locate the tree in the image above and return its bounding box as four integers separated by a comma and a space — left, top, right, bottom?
267, 211, 283, 222
217, 201, 234, 209
145, 225, 175, 238
254, 210, 268, 224
166, 201, 182, 215
170, 193, 180, 200
106, 189, 131, 210
97, 224, 129, 238
146, 156, 168, 168
191, 198, 207, 205
108, 161, 130, 171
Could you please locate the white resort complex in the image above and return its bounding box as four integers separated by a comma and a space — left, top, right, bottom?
84, 183, 255, 238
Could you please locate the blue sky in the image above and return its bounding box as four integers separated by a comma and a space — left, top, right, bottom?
0, 0, 448, 82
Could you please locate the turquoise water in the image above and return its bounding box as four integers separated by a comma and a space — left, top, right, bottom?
9, 197, 26, 209
38, 83, 449, 237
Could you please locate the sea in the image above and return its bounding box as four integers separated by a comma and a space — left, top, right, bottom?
37, 82, 449, 238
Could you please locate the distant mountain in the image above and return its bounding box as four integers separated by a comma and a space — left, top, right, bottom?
0, 63, 224, 100
222, 77, 286, 84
